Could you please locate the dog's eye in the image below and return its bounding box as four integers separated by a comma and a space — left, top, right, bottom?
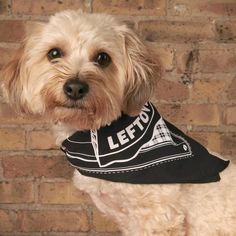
95, 52, 111, 68
47, 48, 63, 61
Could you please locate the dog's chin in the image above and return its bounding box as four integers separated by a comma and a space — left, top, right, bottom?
50, 102, 121, 131
54, 103, 86, 111
51, 105, 92, 129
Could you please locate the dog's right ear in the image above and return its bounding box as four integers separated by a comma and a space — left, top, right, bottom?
0, 44, 25, 109
0, 22, 44, 112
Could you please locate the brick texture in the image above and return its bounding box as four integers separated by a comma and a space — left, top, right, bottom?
191, 79, 228, 102
151, 45, 175, 71
0, 103, 47, 124
17, 210, 90, 232
2, 156, 72, 178
168, 1, 236, 17
176, 49, 236, 74
0, 20, 25, 42
176, 48, 199, 74
224, 106, 236, 125
215, 21, 236, 43
188, 132, 221, 153
0, 1, 235, 235
93, 0, 166, 16
0, 0, 9, 15
198, 50, 236, 73
138, 20, 215, 42
0, 47, 16, 69
0, 181, 34, 203
155, 79, 189, 101
0, 209, 13, 232
28, 130, 57, 150
221, 133, 236, 155
39, 181, 91, 204
157, 104, 220, 126
0, 128, 25, 150
12, 0, 89, 15
227, 78, 236, 100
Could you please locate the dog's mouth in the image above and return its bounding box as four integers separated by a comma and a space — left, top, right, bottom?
56, 104, 84, 110
51, 100, 86, 111
50, 100, 100, 130
52, 100, 98, 118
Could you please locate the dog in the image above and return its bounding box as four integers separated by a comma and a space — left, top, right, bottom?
1, 10, 236, 236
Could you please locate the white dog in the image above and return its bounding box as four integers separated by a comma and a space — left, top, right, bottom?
1, 10, 236, 236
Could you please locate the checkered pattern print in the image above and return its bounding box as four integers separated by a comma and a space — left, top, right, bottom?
151, 119, 173, 145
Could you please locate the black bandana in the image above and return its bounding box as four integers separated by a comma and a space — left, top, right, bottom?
61, 102, 229, 184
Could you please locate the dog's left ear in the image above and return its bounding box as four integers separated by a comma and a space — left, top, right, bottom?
116, 25, 161, 116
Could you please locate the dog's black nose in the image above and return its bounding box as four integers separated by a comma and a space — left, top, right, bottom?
63, 79, 89, 100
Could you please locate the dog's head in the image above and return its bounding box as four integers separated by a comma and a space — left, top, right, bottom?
1, 10, 160, 130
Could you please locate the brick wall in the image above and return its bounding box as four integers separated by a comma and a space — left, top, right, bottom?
0, 0, 235, 235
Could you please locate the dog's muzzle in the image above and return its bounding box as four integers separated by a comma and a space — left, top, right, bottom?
63, 79, 89, 100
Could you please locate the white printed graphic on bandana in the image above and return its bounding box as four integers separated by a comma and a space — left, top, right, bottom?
107, 104, 152, 150
63, 102, 192, 172
93, 103, 155, 167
